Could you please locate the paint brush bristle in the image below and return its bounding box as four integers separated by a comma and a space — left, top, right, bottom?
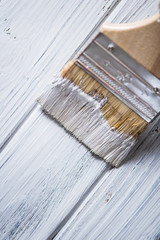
38, 62, 148, 166
38, 14, 160, 167
62, 62, 148, 138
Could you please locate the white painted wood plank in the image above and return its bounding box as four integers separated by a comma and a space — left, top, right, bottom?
55, 129, 160, 240
106, 0, 158, 23
0, 106, 108, 240
0, 0, 120, 148
1, 111, 159, 240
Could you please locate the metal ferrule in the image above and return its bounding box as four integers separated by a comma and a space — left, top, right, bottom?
75, 33, 160, 122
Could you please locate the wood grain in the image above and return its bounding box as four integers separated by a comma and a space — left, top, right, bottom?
0, 106, 107, 240
0, 0, 120, 149
0, 1, 159, 240
0, 107, 159, 240
55, 127, 160, 240
0, 0, 157, 149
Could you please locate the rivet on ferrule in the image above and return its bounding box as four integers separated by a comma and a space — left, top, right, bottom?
153, 87, 160, 96
107, 43, 114, 52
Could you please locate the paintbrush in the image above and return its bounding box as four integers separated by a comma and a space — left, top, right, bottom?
38, 12, 160, 167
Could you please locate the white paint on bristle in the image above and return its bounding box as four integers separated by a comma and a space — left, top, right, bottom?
37, 75, 136, 166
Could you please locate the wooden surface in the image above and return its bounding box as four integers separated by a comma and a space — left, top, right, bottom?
0, 1, 159, 240
55, 131, 160, 240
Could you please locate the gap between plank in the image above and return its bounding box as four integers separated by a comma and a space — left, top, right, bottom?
47, 120, 160, 240
46, 166, 111, 240
0, 102, 38, 153
0, 0, 121, 153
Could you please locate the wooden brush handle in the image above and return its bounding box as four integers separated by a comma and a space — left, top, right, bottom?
100, 13, 160, 79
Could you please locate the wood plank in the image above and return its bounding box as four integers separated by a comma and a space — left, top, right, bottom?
0, 0, 120, 148
1, 108, 159, 240
54, 129, 160, 240
0, 106, 108, 240
0, 1, 159, 240
106, 0, 157, 23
